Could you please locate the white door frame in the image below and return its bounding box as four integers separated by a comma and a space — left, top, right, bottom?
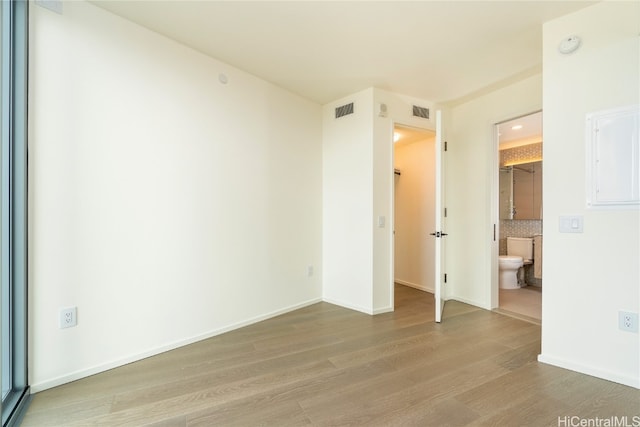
434, 110, 446, 322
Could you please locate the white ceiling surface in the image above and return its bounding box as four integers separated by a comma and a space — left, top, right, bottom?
498, 110, 542, 148
91, 1, 595, 106
394, 124, 434, 146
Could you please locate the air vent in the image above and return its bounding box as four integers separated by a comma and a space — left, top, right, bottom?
412, 105, 430, 119
335, 102, 354, 119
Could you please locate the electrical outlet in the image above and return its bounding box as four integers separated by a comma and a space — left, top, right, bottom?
60, 307, 77, 329
307, 265, 314, 277
618, 311, 638, 333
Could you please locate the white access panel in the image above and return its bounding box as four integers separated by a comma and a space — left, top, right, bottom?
586, 105, 640, 208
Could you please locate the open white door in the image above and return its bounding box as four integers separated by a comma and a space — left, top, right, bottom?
433, 110, 447, 323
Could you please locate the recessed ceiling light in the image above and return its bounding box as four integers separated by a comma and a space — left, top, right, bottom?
511, 125, 523, 130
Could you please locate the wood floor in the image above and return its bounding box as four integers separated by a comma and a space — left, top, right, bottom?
22, 285, 639, 426
497, 286, 542, 323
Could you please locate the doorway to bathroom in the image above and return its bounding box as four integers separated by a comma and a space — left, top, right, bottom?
494, 111, 543, 322
393, 124, 437, 297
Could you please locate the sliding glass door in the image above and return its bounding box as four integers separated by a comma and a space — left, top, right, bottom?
1, 1, 29, 426
0, 0, 6, 401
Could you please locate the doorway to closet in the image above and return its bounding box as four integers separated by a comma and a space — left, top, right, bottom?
393, 125, 437, 296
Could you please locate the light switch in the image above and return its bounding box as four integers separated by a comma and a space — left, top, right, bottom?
559, 215, 583, 233
378, 216, 386, 228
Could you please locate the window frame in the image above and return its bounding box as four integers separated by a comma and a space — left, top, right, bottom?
1, 0, 30, 425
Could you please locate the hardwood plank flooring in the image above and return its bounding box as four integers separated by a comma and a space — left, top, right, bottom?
498, 286, 542, 322
22, 284, 639, 426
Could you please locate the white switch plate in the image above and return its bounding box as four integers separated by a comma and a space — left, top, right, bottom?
378, 216, 386, 228
559, 215, 583, 233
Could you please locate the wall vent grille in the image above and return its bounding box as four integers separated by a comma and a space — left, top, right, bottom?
412, 105, 430, 119
335, 103, 354, 119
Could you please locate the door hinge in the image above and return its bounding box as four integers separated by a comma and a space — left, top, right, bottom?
444, 141, 448, 151
444, 273, 447, 283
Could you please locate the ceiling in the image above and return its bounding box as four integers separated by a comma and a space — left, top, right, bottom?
498, 111, 542, 149
394, 124, 434, 146
394, 110, 542, 148
91, 1, 596, 105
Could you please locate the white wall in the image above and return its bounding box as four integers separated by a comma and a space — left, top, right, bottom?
373, 90, 438, 312
323, 89, 436, 314
539, 1, 639, 388
322, 89, 374, 313
394, 136, 436, 292
29, 2, 323, 391
448, 75, 542, 309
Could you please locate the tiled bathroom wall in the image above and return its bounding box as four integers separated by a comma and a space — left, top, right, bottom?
500, 142, 542, 166
499, 219, 542, 248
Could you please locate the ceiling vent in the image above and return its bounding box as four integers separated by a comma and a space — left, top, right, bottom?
412, 105, 430, 119
335, 102, 354, 119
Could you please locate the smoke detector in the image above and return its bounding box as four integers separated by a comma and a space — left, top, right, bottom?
558, 36, 581, 55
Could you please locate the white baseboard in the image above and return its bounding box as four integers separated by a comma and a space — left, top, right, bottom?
394, 279, 433, 294
538, 353, 640, 389
450, 295, 492, 311
372, 305, 393, 315
321, 297, 392, 315
321, 296, 373, 315
30, 297, 322, 393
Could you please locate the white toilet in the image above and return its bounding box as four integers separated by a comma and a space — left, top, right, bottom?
499, 237, 533, 289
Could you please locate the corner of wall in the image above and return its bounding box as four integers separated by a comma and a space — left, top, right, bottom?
540, 0, 640, 388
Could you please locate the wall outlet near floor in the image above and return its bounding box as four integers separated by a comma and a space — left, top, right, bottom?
618, 311, 638, 333
307, 265, 314, 278
60, 307, 77, 329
